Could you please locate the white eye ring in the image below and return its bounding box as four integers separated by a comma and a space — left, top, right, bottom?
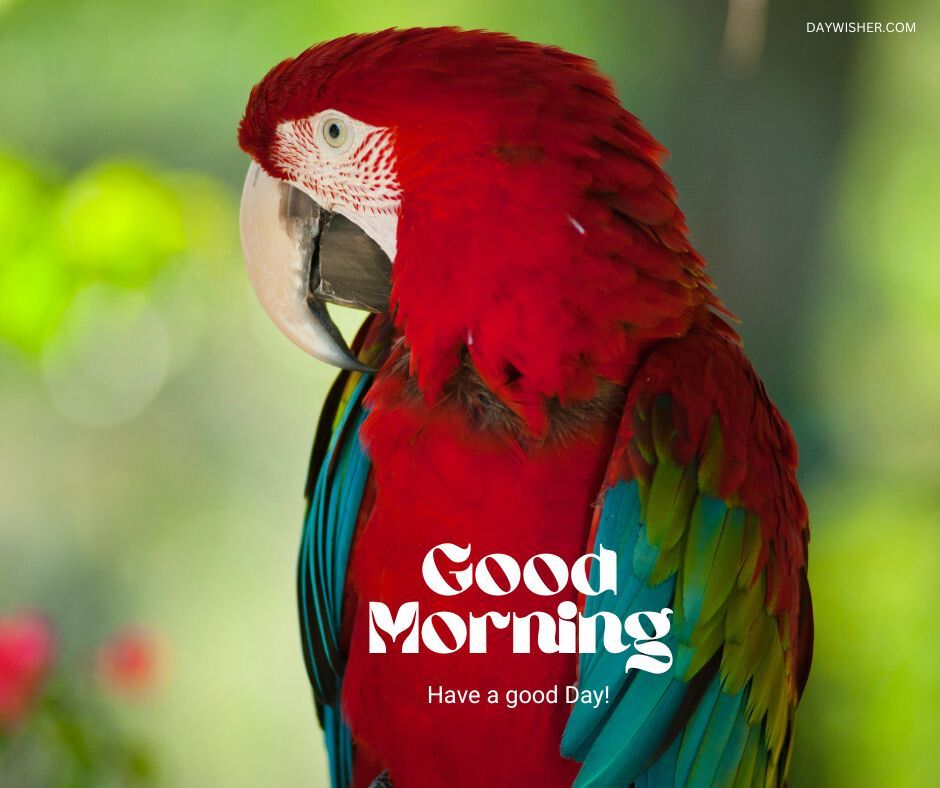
321, 116, 347, 148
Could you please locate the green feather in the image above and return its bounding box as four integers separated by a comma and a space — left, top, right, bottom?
723, 605, 772, 694
738, 512, 762, 589
765, 672, 790, 760
697, 416, 724, 494
726, 573, 766, 645
732, 722, 762, 788
645, 459, 685, 544
747, 631, 784, 721
633, 410, 655, 465
663, 469, 698, 552
651, 396, 675, 460
649, 543, 680, 586
682, 495, 728, 624
685, 613, 726, 678
698, 507, 746, 624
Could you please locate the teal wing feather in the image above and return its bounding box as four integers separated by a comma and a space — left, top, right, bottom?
298, 368, 373, 788
561, 388, 811, 788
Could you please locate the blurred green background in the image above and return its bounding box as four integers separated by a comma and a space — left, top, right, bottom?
1, 0, 937, 785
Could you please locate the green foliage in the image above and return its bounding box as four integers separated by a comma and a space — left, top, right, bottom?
0, 155, 208, 355
1, 683, 156, 788
0, 154, 68, 352
60, 163, 185, 284
792, 488, 940, 787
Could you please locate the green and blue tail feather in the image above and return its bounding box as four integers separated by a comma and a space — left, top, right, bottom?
298, 373, 373, 788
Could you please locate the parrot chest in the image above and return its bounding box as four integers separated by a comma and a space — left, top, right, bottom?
341, 396, 616, 786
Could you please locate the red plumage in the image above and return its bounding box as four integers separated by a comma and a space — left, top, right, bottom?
346, 380, 614, 785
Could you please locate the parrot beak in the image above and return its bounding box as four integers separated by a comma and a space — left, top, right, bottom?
239, 161, 392, 370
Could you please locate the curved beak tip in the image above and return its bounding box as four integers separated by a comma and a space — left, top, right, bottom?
239, 161, 390, 371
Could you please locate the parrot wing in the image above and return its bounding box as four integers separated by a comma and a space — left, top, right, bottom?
561, 328, 813, 788
298, 317, 387, 788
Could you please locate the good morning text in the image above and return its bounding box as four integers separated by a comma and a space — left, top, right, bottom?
368, 543, 674, 675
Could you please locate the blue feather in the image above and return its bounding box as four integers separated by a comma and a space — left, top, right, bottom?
299, 373, 372, 788
561, 474, 766, 787
688, 685, 745, 785
643, 731, 680, 787
712, 696, 751, 786
674, 676, 723, 785
574, 672, 688, 787
563, 481, 677, 762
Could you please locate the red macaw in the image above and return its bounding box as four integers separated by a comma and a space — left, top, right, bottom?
237, 28, 812, 788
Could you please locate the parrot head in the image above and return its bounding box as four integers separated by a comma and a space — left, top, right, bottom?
238, 28, 721, 434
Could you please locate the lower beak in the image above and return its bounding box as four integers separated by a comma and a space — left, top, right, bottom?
239, 161, 392, 370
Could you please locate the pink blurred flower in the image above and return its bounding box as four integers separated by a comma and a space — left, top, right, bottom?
0, 612, 56, 731
96, 626, 163, 698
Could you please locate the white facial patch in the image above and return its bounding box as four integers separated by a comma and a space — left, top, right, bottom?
273, 110, 401, 261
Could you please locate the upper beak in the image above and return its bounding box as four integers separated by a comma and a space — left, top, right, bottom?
239, 161, 392, 370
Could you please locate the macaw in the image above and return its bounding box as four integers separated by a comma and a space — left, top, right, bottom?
237, 27, 812, 788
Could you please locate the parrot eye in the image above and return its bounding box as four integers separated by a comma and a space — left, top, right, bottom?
321, 117, 348, 148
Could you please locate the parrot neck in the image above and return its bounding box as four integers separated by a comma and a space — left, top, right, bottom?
377, 295, 733, 443
375, 337, 631, 446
